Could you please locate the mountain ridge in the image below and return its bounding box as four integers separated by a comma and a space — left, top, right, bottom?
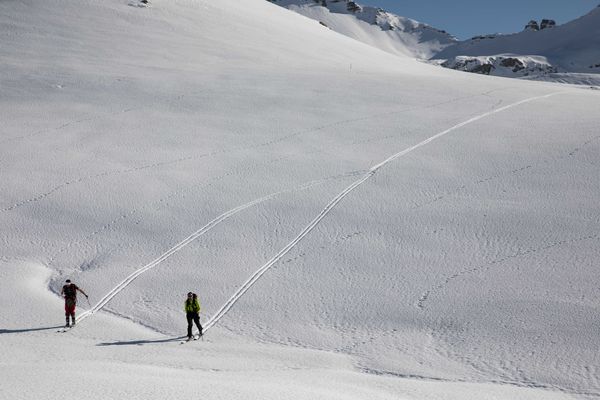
434, 5, 600, 74
271, 0, 600, 82
268, 0, 457, 59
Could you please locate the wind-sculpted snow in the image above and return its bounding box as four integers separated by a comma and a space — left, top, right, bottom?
1, 0, 600, 399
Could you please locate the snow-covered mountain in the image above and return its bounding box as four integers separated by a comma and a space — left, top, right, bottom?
269, 0, 457, 59
1, 0, 600, 399
272, 1, 600, 84
434, 5, 600, 78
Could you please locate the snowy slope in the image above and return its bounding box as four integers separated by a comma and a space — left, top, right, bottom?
434, 5, 600, 74
270, 0, 456, 59
1, 0, 600, 399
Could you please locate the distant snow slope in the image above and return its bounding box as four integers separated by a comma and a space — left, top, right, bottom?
1, 0, 600, 399
434, 6, 600, 74
269, 0, 456, 59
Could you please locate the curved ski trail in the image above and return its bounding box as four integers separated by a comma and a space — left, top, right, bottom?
76, 92, 558, 331
76, 172, 361, 323
202, 93, 559, 332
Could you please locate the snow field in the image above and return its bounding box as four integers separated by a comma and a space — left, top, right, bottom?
1, 0, 599, 399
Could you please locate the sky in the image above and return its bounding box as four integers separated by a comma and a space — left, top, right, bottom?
356, 0, 599, 39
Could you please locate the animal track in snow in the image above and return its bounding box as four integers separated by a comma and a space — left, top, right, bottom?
416, 233, 599, 310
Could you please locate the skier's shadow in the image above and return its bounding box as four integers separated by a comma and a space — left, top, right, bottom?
0, 326, 63, 334
97, 336, 186, 346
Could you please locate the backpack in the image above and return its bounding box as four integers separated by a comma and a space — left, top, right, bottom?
63, 284, 77, 299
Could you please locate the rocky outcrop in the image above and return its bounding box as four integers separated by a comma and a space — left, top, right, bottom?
470, 34, 500, 41
540, 19, 556, 29
499, 57, 525, 72
346, 1, 361, 13
525, 20, 539, 31
524, 19, 555, 31
441, 55, 557, 77
434, 6, 600, 75
128, 0, 150, 7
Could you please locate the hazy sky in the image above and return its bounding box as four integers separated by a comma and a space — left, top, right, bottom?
355, 0, 598, 39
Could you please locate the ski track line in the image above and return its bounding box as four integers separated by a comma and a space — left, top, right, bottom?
0, 89, 508, 214
0, 107, 137, 145
0, 155, 196, 213
410, 133, 600, 212
360, 366, 600, 399
75, 173, 361, 323
74, 92, 555, 328
47, 151, 350, 274
39, 93, 510, 265
46, 154, 293, 269
255, 88, 514, 150
416, 232, 599, 310
201, 92, 560, 332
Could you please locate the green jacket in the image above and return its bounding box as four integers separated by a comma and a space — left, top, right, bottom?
184, 298, 201, 313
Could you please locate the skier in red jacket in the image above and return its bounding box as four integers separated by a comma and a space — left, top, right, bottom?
60, 279, 88, 328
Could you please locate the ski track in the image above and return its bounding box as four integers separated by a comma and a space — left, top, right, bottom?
349, 95, 507, 147
45, 153, 295, 270
426, 324, 600, 398
414, 133, 600, 310
410, 133, 600, 212
361, 365, 600, 399
255, 87, 514, 150
42, 91, 510, 270
47, 150, 351, 275
0, 107, 137, 145
71, 92, 557, 333
0, 89, 509, 214
0, 155, 196, 213
416, 233, 600, 310
201, 92, 560, 333
75, 172, 361, 323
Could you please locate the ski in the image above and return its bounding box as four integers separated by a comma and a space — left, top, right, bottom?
179, 334, 202, 344
57, 326, 73, 333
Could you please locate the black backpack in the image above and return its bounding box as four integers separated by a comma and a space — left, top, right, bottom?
63, 284, 77, 299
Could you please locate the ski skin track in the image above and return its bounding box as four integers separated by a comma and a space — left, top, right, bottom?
74, 172, 362, 324
73, 92, 559, 334
202, 92, 561, 332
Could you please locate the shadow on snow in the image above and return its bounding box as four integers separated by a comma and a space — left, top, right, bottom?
0, 325, 63, 334
96, 336, 187, 346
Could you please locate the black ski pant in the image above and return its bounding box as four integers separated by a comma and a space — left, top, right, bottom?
186, 312, 203, 338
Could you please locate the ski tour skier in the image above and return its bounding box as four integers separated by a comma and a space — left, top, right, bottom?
61, 279, 88, 327
185, 292, 203, 341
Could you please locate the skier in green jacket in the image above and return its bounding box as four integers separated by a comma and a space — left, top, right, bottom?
184, 292, 203, 340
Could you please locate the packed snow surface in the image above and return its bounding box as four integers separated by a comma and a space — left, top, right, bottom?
1, 0, 599, 399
